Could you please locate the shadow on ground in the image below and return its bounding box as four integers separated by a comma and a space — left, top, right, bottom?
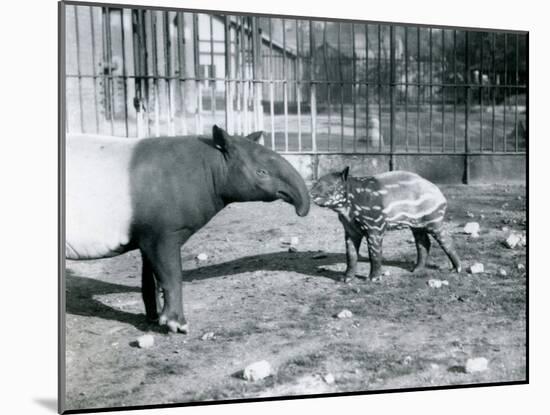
66, 251, 413, 330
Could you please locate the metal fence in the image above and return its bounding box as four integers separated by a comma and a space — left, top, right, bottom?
64, 4, 527, 158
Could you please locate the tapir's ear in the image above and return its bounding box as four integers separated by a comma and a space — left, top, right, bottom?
341, 166, 350, 182
212, 125, 230, 153
246, 130, 264, 143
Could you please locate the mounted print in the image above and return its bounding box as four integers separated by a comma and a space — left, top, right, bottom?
59, 0, 528, 413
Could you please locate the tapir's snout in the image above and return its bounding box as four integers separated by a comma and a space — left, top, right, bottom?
277, 183, 310, 217
276, 168, 310, 217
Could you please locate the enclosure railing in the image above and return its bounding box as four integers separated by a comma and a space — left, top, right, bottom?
64, 4, 528, 165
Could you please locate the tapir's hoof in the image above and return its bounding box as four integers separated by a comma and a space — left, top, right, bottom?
454, 265, 462, 273
341, 274, 354, 283
369, 274, 383, 282
159, 315, 189, 334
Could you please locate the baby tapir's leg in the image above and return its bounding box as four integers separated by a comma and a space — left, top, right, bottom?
427, 225, 462, 272
365, 226, 386, 281
338, 214, 363, 283
411, 228, 431, 272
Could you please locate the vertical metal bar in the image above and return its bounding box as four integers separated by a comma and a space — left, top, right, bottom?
177, 11, 187, 135
224, 15, 231, 134
503, 33, 507, 152
338, 22, 344, 152
389, 25, 395, 170
138, 10, 151, 137
89, 7, 100, 133
429, 28, 433, 152
453, 29, 457, 152
324, 22, 331, 151
131, 9, 141, 136
352, 23, 357, 153
102, 7, 115, 135
252, 16, 262, 132
441, 29, 445, 151
106, 7, 116, 135
464, 31, 471, 184
120, 9, 129, 137
210, 14, 216, 124
365, 23, 369, 152
193, 13, 202, 135
310, 20, 317, 153
269, 18, 275, 149
235, 17, 242, 135
479, 33, 485, 151
241, 17, 249, 135
404, 26, 409, 152
515, 33, 519, 151
73, 6, 85, 132
296, 19, 302, 151
416, 26, 420, 152
377, 24, 382, 152
491, 31, 496, 151
283, 18, 288, 151
151, 11, 160, 137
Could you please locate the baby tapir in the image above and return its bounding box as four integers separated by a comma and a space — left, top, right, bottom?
311, 167, 461, 282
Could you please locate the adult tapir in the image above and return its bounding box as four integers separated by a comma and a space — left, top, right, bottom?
66, 125, 310, 333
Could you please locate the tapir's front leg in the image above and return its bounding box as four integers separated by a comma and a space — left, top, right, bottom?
141, 232, 189, 334
141, 253, 161, 322
338, 215, 363, 283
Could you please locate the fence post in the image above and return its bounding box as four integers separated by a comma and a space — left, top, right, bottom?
310, 20, 317, 153
389, 25, 396, 171
224, 15, 232, 134
251, 17, 263, 135
463, 31, 470, 184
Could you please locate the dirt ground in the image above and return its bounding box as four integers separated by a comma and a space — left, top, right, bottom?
64, 184, 526, 411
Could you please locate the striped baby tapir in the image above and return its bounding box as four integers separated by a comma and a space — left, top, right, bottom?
311, 167, 461, 282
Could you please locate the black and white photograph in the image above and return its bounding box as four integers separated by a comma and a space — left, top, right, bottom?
60, 0, 527, 412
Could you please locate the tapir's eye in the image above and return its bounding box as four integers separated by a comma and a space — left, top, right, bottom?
256, 168, 269, 177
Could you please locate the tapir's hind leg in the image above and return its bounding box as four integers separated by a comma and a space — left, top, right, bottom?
365, 227, 385, 281
428, 225, 462, 272
141, 233, 188, 334
411, 228, 431, 272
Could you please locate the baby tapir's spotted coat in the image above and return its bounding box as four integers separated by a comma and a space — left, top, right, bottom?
311, 167, 461, 281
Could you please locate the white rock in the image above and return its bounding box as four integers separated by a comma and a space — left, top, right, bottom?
469, 263, 485, 274
463, 222, 480, 236
517, 263, 525, 271
403, 356, 413, 365
201, 332, 215, 341
336, 309, 353, 319
196, 253, 208, 261
137, 334, 154, 349
465, 357, 489, 373
290, 236, 300, 246
430, 363, 440, 371
383, 270, 391, 277
428, 279, 442, 288
323, 373, 335, 384
243, 360, 272, 381
504, 233, 522, 249
498, 269, 507, 277
466, 212, 475, 218
501, 226, 509, 232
